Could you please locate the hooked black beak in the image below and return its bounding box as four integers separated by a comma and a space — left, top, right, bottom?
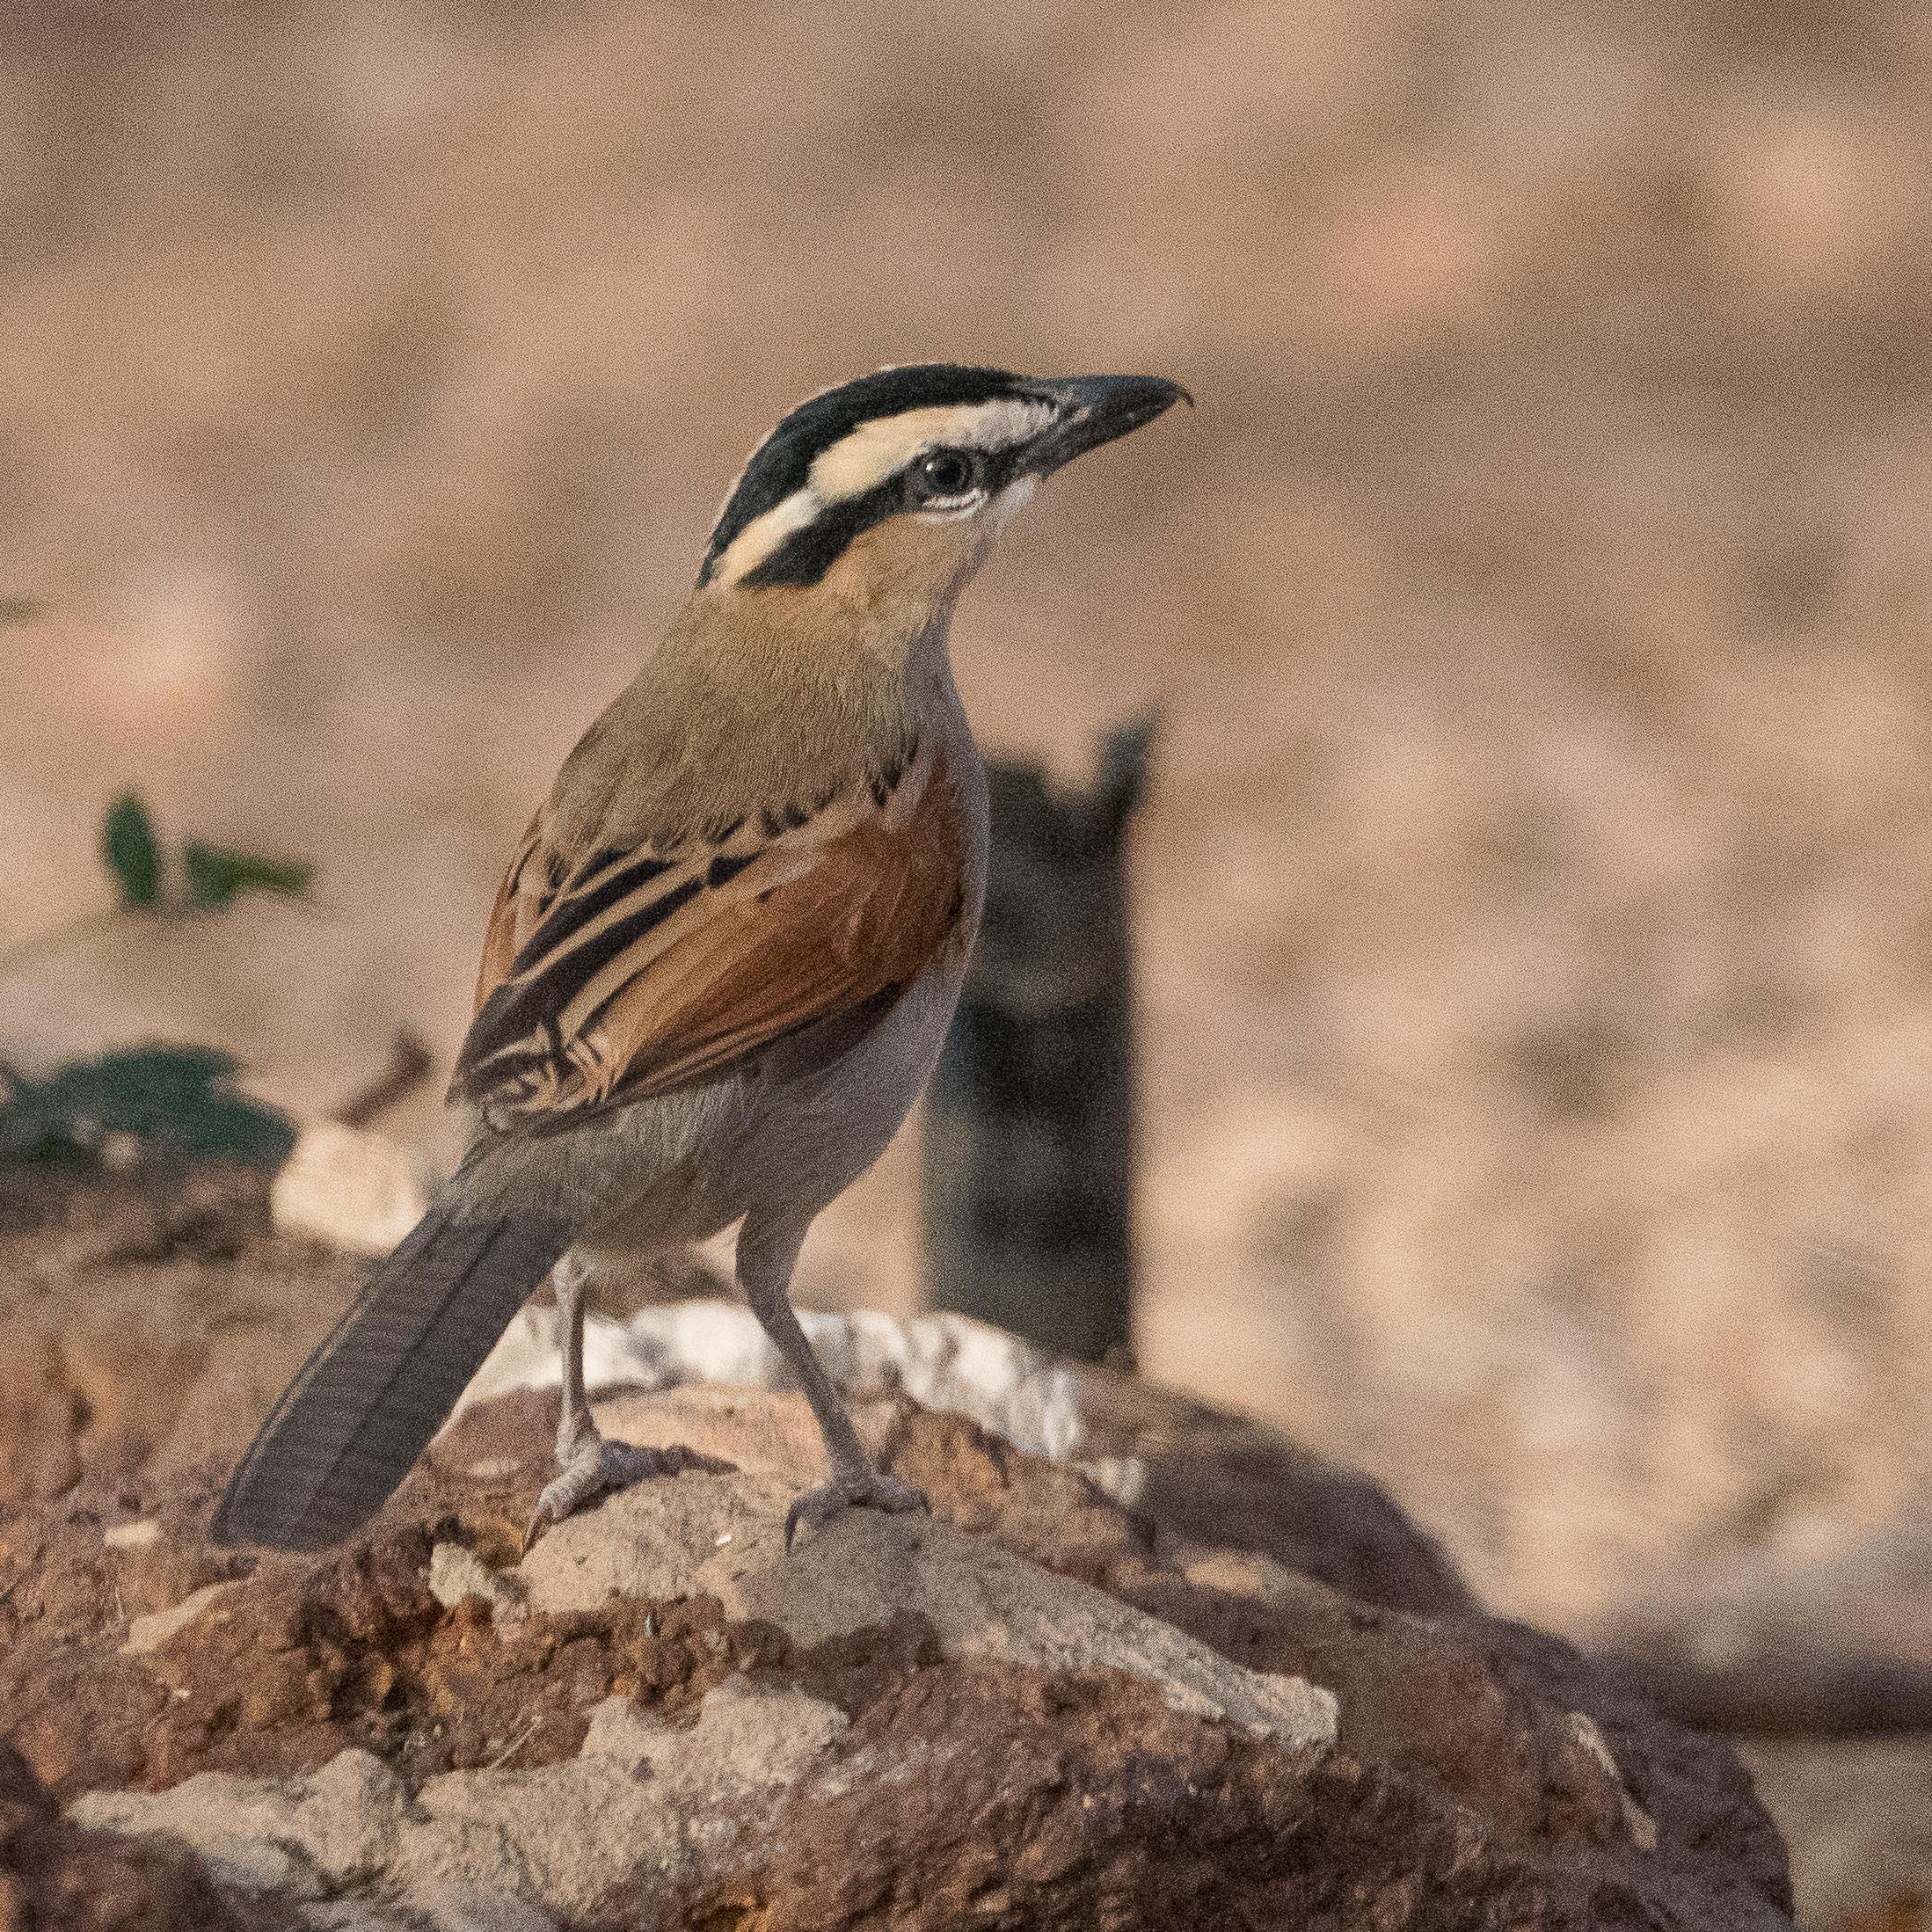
1025, 374, 1192, 476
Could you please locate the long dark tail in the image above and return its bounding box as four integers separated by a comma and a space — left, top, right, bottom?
214, 1198, 572, 1550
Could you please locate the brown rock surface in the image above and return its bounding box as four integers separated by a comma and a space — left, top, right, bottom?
0, 1167, 361, 1513
4, 1371, 1791, 1929
0, 1738, 280, 1932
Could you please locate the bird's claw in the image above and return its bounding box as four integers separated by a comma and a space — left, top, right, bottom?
784, 1469, 928, 1551
522, 1436, 674, 1553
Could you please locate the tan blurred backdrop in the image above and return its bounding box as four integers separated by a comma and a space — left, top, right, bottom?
4, 0, 1932, 1667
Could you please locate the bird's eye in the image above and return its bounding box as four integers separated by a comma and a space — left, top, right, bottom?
911, 448, 983, 502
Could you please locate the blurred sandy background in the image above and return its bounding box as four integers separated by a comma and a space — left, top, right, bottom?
5, 0, 1932, 1767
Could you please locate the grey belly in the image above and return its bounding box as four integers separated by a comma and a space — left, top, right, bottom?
733, 964, 964, 1228
484, 963, 962, 1258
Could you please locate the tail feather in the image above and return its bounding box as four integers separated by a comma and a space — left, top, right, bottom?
214, 1199, 572, 1550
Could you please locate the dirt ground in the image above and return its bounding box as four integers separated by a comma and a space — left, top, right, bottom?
3, 0, 1932, 1681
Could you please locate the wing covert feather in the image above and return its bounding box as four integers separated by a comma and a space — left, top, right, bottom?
452, 743, 971, 1126
471, 809, 550, 1015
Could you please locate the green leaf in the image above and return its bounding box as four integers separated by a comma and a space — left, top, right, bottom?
181, 842, 315, 909
0, 1045, 296, 1169
101, 793, 164, 908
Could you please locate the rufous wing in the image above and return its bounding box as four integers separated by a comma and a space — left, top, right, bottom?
450, 744, 971, 1128
470, 808, 551, 1017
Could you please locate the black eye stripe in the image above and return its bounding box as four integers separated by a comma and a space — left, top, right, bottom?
741, 482, 900, 587
740, 442, 1028, 587
699, 363, 1042, 587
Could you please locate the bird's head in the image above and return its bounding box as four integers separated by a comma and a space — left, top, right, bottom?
696, 363, 1188, 620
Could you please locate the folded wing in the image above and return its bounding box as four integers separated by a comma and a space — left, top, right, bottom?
451, 740, 970, 1127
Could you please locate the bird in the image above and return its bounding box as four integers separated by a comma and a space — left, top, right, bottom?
213, 361, 1187, 1554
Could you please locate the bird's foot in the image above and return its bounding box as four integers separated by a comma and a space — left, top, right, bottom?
784, 1468, 928, 1551
523, 1434, 676, 1552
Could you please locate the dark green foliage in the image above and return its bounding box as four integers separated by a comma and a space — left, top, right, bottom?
95, 793, 315, 914
182, 841, 315, 909
0, 1046, 295, 1169
2, 797, 317, 1173
101, 792, 164, 908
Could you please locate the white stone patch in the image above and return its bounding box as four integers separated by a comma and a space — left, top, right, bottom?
271, 1120, 429, 1256
450, 1300, 1115, 1484
122, 1579, 244, 1656
428, 1542, 526, 1623
73, 1683, 848, 1924
1566, 1711, 1659, 1852
268, 1142, 1135, 1492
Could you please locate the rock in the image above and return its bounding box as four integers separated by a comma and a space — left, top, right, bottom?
122, 1580, 244, 1656
521, 1480, 1337, 1747
2, 1387, 1792, 1929
0, 1167, 365, 1508
426, 1542, 525, 1623
74, 1680, 846, 1924
453, 1292, 1478, 1622
268, 1123, 428, 1258
0, 1169, 1465, 1621
0, 1738, 273, 1932
456, 1297, 1090, 1470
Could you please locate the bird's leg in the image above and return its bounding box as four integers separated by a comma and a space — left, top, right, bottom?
550, 1248, 599, 1462
523, 1250, 673, 1549
738, 1220, 927, 1548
